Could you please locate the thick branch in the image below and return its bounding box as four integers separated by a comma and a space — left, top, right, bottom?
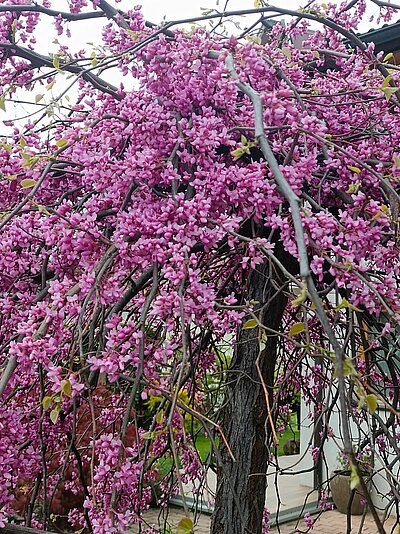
0, 43, 121, 100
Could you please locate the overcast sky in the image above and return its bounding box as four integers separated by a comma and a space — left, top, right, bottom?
139, 0, 293, 23
43, 0, 382, 55
131, 0, 380, 30
0, 0, 385, 132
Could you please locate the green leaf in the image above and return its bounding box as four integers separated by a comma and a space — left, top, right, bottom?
0, 95, 6, 112
382, 86, 398, 101
311, 50, 320, 59
20, 179, 37, 189
141, 430, 164, 440
289, 322, 305, 337
259, 332, 267, 352
335, 298, 363, 313
348, 166, 361, 174
126, 29, 141, 40
3, 174, 17, 181
281, 47, 292, 60
61, 379, 72, 398
332, 357, 356, 379
383, 52, 394, 63
42, 396, 52, 410
177, 517, 194, 534
343, 358, 356, 377
155, 409, 164, 424
35, 94, 44, 104
243, 319, 257, 329
291, 286, 307, 307
347, 183, 360, 194
53, 56, 60, 70
56, 138, 68, 147
90, 50, 98, 67
37, 204, 51, 215
231, 147, 245, 161
381, 75, 392, 89
350, 462, 360, 490
0, 143, 12, 151
365, 394, 378, 414
50, 406, 60, 424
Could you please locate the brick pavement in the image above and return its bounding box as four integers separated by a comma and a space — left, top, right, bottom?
270, 510, 397, 533
128, 508, 398, 533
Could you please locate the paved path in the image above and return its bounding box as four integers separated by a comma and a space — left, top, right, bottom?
129, 508, 398, 533
270, 510, 397, 533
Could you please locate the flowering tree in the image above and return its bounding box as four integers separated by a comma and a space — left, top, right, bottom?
0, 0, 399, 533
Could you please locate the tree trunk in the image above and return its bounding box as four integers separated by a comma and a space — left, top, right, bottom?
211, 257, 288, 534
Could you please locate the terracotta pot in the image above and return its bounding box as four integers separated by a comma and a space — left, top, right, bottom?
330, 471, 367, 515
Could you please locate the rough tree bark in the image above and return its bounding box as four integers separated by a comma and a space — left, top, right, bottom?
211, 247, 291, 534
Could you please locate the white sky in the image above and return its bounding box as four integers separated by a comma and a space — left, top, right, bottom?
36, 0, 383, 57
0, 0, 386, 133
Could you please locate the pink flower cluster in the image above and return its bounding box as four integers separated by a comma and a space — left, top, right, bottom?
0, 1, 398, 532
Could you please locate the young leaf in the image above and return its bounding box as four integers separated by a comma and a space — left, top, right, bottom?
365, 394, 378, 414
177, 517, 194, 534
243, 319, 257, 329
35, 94, 44, 104
347, 183, 360, 194
333, 357, 356, 379
382, 86, 398, 102
289, 322, 305, 337
342, 358, 356, 377
259, 332, 267, 352
231, 147, 245, 161
61, 379, 72, 398
141, 430, 163, 440
50, 406, 60, 424
20, 179, 37, 189
37, 204, 51, 215
0, 95, 6, 112
42, 396, 52, 410
56, 138, 68, 147
291, 286, 307, 307
381, 75, 393, 89
350, 462, 360, 490
335, 298, 363, 312
53, 56, 60, 70
155, 409, 164, 424
348, 166, 361, 174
